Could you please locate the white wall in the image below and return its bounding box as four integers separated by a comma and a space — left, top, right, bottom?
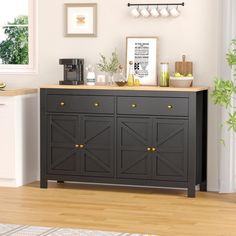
0, 0, 220, 191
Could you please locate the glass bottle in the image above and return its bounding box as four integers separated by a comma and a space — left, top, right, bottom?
86, 65, 96, 86
127, 61, 135, 86
134, 76, 140, 86
114, 65, 127, 86
159, 62, 170, 87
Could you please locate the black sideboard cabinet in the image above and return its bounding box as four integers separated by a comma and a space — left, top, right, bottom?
40, 86, 208, 197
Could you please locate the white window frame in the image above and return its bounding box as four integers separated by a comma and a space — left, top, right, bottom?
0, 0, 37, 74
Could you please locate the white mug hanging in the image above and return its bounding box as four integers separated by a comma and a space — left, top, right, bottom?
170, 6, 180, 17
140, 7, 150, 17
160, 6, 169, 17
131, 7, 140, 17
150, 7, 160, 17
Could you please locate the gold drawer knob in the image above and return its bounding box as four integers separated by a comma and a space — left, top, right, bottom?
167, 105, 173, 109
60, 101, 65, 107
147, 147, 151, 151
131, 104, 137, 108
75, 144, 79, 148
94, 102, 99, 107
79, 144, 85, 149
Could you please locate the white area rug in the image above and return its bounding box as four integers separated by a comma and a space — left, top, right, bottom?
0, 224, 152, 236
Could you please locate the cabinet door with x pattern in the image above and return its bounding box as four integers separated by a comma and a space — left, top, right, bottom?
117, 117, 153, 179
152, 119, 188, 181
80, 115, 114, 177
47, 115, 80, 175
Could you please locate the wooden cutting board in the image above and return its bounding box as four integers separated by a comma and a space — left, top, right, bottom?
175, 55, 193, 76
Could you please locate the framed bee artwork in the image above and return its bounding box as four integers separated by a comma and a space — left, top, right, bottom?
65, 3, 97, 37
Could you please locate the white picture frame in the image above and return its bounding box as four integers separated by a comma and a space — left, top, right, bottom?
65, 3, 97, 37
126, 37, 158, 85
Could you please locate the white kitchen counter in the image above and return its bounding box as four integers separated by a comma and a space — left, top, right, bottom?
0, 88, 38, 187
0, 88, 37, 96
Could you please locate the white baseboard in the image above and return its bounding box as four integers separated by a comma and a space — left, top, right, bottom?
0, 178, 17, 187
207, 185, 219, 192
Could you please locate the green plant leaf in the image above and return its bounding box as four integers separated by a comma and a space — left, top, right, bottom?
97, 50, 120, 74
226, 38, 236, 67
211, 78, 234, 107
227, 111, 236, 132
219, 139, 226, 146
211, 38, 236, 140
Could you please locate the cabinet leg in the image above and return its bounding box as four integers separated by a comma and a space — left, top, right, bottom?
57, 180, 64, 184
200, 181, 207, 191
40, 179, 48, 188
187, 186, 196, 198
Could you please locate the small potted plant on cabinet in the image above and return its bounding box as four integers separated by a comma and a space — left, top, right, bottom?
97, 50, 120, 85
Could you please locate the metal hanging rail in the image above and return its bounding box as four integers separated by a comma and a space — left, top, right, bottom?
127, 2, 185, 7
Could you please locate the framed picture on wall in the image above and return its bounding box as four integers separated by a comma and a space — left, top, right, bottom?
65, 3, 97, 37
126, 37, 158, 85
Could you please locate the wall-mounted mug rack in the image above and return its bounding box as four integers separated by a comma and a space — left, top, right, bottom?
127, 2, 185, 18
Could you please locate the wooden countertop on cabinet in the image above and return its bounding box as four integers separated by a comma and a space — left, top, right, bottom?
40, 84, 208, 92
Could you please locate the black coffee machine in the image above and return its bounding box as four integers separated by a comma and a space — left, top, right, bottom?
59, 58, 84, 85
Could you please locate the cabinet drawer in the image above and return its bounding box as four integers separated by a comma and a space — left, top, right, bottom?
117, 97, 189, 116
47, 95, 114, 114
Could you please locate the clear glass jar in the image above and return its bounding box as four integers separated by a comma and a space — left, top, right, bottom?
159, 62, 170, 87
114, 65, 127, 86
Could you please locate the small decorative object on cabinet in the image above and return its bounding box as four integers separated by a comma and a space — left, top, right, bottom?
175, 55, 193, 76
85, 65, 96, 85
97, 50, 120, 85
40, 85, 208, 198
159, 62, 170, 87
114, 65, 127, 87
127, 61, 135, 86
126, 37, 158, 85
170, 55, 193, 87
96, 75, 106, 85
0, 88, 38, 187
170, 76, 193, 88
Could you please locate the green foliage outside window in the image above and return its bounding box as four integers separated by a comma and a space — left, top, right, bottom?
0, 15, 28, 64
211, 38, 236, 132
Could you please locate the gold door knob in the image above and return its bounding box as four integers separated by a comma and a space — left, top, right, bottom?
79, 144, 85, 149
94, 102, 99, 107
131, 104, 137, 108
167, 105, 173, 109
75, 144, 79, 148
60, 101, 65, 107
147, 147, 151, 151
152, 147, 157, 152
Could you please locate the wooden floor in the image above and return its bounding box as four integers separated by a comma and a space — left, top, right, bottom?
0, 182, 236, 236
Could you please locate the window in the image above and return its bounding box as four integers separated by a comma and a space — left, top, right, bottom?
0, 0, 36, 73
